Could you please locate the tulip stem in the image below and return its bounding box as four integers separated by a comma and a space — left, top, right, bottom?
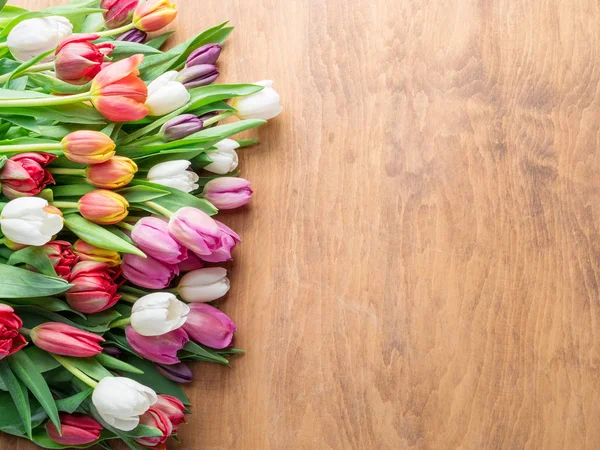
52, 201, 79, 209
118, 292, 139, 303
109, 317, 131, 328
0, 62, 55, 84
116, 221, 134, 231
0, 92, 90, 107
144, 201, 173, 218
203, 111, 234, 126
52, 354, 98, 388
18, 327, 30, 336
49, 168, 85, 176
95, 23, 136, 38
0, 143, 62, 154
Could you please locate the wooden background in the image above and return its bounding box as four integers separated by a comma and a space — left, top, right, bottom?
4, 0, 600, 449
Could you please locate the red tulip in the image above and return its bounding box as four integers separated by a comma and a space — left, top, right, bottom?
46, 413, 103, 446
0, 152, 56, 199
0, 305, 26, 360
153, 395, 186, 432
55, 33, 114, 84
134, 407, 172, 449
43, 240, 79, 280
30, 322, 104, 357
66, 261, 122, 314
102, 0, 139, 29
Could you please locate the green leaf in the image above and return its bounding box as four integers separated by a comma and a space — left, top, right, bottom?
0, 264, 71, 298
186, 83, 262, 111
122, 424, 164, 438
8, 351, 61, 433
0, 0, 7, 11
3, 48, 54, 86
64, 214, 146, 257
28, 73, 92, 95
95, 353, 143, 374
110, 41, 163, 58
118, 185, 171, 203
0, 360, 31, 438
61, 356, 113, 381
0, 114, 39, 133
8, 246, 57, 277
182, 341, 229, 364
22, 347, 60, 373
145, 31, 174, 49
0, 6, 28, 28
6, 296, 84, 318
51, 184, 94, 197
55, 388, 92, 413
130, 179, 217, 215
15, 305, 107, 333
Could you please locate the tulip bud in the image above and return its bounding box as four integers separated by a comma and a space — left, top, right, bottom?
177, 267, 230, 302
73, 239, 122, 266
204, 139, 239, 174
102, 0, 140, 28
146, 71, 190, 116
85, 156, 138, 189
92, 377, 157, 431
122, 254, 179, 289
116, 28, 147, 43
79, 190, 129, 225
43, 240, 79, 280
126, 326, 188, 364
199, 220, 240, 263
66, 261, 122, 314
61, 130, 116, 165
130, 292, 189, 336
0, 152, 56, 199
153, 395, 186, 431
186, 44, 221, 67
133, 0, 177, 32
232, 80, 283, 120
103, 345, 123, 358
155, 362, 192, 383
131, 217, 188, 264
176, 64, 219, 89
183, 303, 236, 349
202, 177, 253, 210
46, 413, 103, 446
134, 406, 172, 448
7, 16, 73, 61
147, 160, 199, 193
162, 114, 203, 142
31, 322, 105, 357
168, 207, 221, 256
55, 34, 114, 85
0, 197, 63, 246
177, 252, 204, 272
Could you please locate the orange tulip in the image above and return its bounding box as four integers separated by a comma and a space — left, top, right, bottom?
90, 55, 148, 122
133, 0, 177, 32
78, 190, 129, 225
86, 156, 138, 189
73, 240, 122, 266
61, 130, 116, 164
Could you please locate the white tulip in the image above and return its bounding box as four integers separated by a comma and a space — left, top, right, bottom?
146, 71, 190, 116
0, 197, 63, 246
204, 139, 240, 174
130, 292, 190, 337
92, 377, 157, 431
147, 160, 199, 193
7, 16, 73, 62
232, 80, 283, 120
178, 267, 230, 302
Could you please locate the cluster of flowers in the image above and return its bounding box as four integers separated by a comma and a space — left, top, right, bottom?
0, 0, 281, 449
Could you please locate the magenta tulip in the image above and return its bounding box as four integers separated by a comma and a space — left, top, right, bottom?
122, 253, 179, 289
183, 303, 236, 349
177, 252, 204, 272
201, 177, 253, 210
168, 207, 222, 256
200, 220, 240, 263
125, 326, 188, 365
30, 322, 104, 357
131, 216, 188, 264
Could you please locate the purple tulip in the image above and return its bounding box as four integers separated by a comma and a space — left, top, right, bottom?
202, 177, 253, 210
186, 44, 221, 67
177, 64, 219, 89
200, 220, 240, 263
162, 114, 204, 142
168, 207, 222, 256
126, 326, 188, 365
116, 28, 147, 43
155, 362, 193, 383
131, 217, 188, 264
122, 253, 179, 289
103, 345, 123, 358
183, 303, 236, 349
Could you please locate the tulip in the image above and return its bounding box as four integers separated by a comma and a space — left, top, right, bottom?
66, 261, 122, 314
102, 0, 140, 28
7, 16, 73, 61
78, 190, 129, 225
0, 197, 63, 246
103, 345, 123, 358
46, 413, 103, 446
0, 152, 56, 199
146, 71, 190, 116
122, 254, 179, 289
155, 362, 192, 383
130, 292, 189, 336
177, 252, 204, 272
30, 322, 104, 357
0, 305, 27, 360
44, 240, 79, 280
134, 406, 172, 448
61, 130, 116, 165
133, 0, 177, 32
177, 64, 219, 88
204, 139, 239, 174
86, 156, 138, 189
73, 239, 122, 266
126, 326, 188, 365
131, 217, 188, 264
168, 207, 221, 256
232, 80, 283, 120
184, 303, 236, 349
116, 28, 147, 43
177, 267, 230, 302
147, 160, 199, 193
90, 54, 148, 122
92, 376, 157, 431
186, 44, 221, 67
153, 395, 186, 431
199, 220, 240, 263
202, 177, 253, 210
55, 34, 114, 85
162, 114, 203, 142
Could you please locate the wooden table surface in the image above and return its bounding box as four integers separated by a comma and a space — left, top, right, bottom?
4, 0, 600, 449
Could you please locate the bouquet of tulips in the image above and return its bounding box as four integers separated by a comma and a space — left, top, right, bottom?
0, 0, 281, 448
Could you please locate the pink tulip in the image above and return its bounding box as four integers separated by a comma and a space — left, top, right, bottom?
131, 217, 187, 264
46, 413, 103, 446
168, 207, 221, 256
125, 326, 188, 365
31, 322, 104, 357
177, 252, 204, 272
201, 177, 252, 210
154, 394, 186, 431
200, 220, 240, 263
183, 303, 236, 349
122, 253, 179, 289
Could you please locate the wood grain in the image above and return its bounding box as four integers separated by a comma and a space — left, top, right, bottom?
4, 0, 600, 448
